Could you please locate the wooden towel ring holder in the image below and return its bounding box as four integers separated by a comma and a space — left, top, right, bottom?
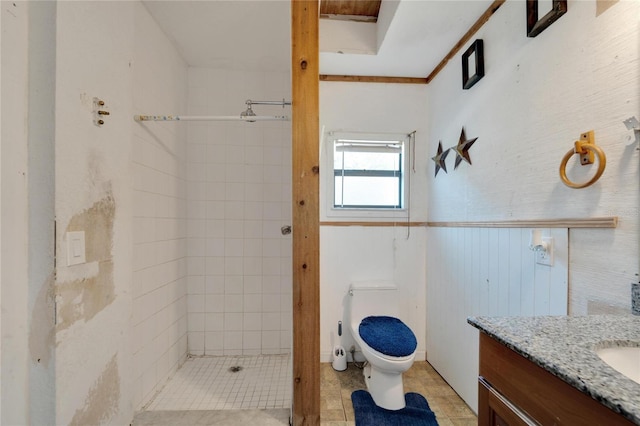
559, 131, 606, 189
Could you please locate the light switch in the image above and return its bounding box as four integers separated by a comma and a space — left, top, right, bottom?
66, 231, 86, 266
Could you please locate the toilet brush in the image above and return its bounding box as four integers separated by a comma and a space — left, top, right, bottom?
332, 321, 347, 371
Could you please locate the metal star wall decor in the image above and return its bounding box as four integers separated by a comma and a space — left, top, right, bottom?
453, 127, 478, 169
431, 141, 450, 177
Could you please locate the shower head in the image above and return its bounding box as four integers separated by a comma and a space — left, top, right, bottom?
240, 103, 256, 122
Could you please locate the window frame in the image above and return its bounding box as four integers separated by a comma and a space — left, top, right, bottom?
323, 131, 411, 220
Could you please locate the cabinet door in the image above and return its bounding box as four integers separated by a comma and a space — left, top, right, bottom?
479, 377, 538, 426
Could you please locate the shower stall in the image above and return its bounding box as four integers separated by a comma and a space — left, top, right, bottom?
134, 67, 293, 413
181, 85, 293, 357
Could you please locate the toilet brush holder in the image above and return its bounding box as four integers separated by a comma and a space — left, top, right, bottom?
332, 345, 347, 371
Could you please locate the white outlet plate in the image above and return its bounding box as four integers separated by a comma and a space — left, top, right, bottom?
536, 237, 554, 266
66, 231, 86, 266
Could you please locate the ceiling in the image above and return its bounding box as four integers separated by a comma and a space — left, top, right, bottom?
320, 0, 382, 21
143, 0, 495, 78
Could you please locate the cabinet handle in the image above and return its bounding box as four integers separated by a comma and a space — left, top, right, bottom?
480, 377, 539, 426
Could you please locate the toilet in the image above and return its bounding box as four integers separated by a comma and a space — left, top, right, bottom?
347, 281, 417, 410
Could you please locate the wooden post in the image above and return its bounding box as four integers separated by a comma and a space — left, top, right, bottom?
291, 1, 320, 425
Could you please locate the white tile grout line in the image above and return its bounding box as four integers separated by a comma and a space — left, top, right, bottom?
145, 354, 292, 411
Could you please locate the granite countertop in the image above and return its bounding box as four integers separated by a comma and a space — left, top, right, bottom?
467, 315, 640, 425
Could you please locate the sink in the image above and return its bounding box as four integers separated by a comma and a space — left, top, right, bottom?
595, 346, 640, 385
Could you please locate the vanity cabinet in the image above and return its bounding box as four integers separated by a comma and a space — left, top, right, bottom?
478, 333, 634, 426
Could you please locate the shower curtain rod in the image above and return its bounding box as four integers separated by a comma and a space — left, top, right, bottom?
134, 114, 290, 122
134, 99, 292, 122
246, 99, 292, 107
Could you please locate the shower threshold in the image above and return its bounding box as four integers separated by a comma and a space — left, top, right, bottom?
132, 408, 291, 426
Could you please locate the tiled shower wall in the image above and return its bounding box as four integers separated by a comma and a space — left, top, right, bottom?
131, 2, 189, 410
186, 68, 292, 356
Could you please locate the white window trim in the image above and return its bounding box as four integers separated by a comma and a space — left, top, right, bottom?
322, 130, 411, 220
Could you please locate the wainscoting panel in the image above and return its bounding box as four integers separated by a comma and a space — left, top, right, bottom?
426, 227, 568, 413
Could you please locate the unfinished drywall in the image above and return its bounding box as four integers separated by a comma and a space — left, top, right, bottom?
54, 1, 135, 424
57, 192, 116, 331
68, 354, 120, 426
53, 0, 190, 421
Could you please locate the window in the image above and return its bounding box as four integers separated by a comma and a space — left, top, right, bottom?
325, 132, 410, 217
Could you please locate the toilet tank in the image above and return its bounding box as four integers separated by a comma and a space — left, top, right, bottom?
348, 281, 400, 326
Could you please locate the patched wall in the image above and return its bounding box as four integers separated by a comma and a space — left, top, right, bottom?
57, 193, 116, 331
69, 355, 120, 426
53, 2, 135, 424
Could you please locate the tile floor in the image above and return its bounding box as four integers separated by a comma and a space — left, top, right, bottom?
145, 354, 291, 411
320, 361, 477, 425
133, 409, 291, 425
134, 356, 476, 425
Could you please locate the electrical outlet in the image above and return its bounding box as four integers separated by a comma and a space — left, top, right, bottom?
535, 237, 554, 266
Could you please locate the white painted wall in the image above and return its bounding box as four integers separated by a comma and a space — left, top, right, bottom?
131, 3, 188, 410
320, 82, 429, 222
25, 2, 56, 422
425, 0, 639, 412
1, 2, 57, 423
0, 5, 3, 419
319, 82, 429, 361
186, 68, 292, 356
321, 226, 427, 362
427, 227, 568, 412
2, 2, 34, 423
426, 0, 639, 312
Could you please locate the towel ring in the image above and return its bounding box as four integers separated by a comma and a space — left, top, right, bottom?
559, 131, 606, 189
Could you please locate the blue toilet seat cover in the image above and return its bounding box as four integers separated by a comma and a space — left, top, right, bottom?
359, 316, 417, 357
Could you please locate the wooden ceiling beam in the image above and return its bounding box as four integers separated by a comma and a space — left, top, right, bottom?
320, 0, 381, 20
320, 0, 506, 86
319, 74, 427, 84
425, 0, 506, 84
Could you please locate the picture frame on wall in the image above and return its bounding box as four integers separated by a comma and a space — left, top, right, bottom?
527, 0, 567, 37
462, 39, 484, 90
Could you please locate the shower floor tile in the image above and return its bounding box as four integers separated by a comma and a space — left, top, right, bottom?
146, 354, 292, 411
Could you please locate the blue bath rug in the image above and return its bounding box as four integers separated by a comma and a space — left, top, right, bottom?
351, 390, 438, 426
